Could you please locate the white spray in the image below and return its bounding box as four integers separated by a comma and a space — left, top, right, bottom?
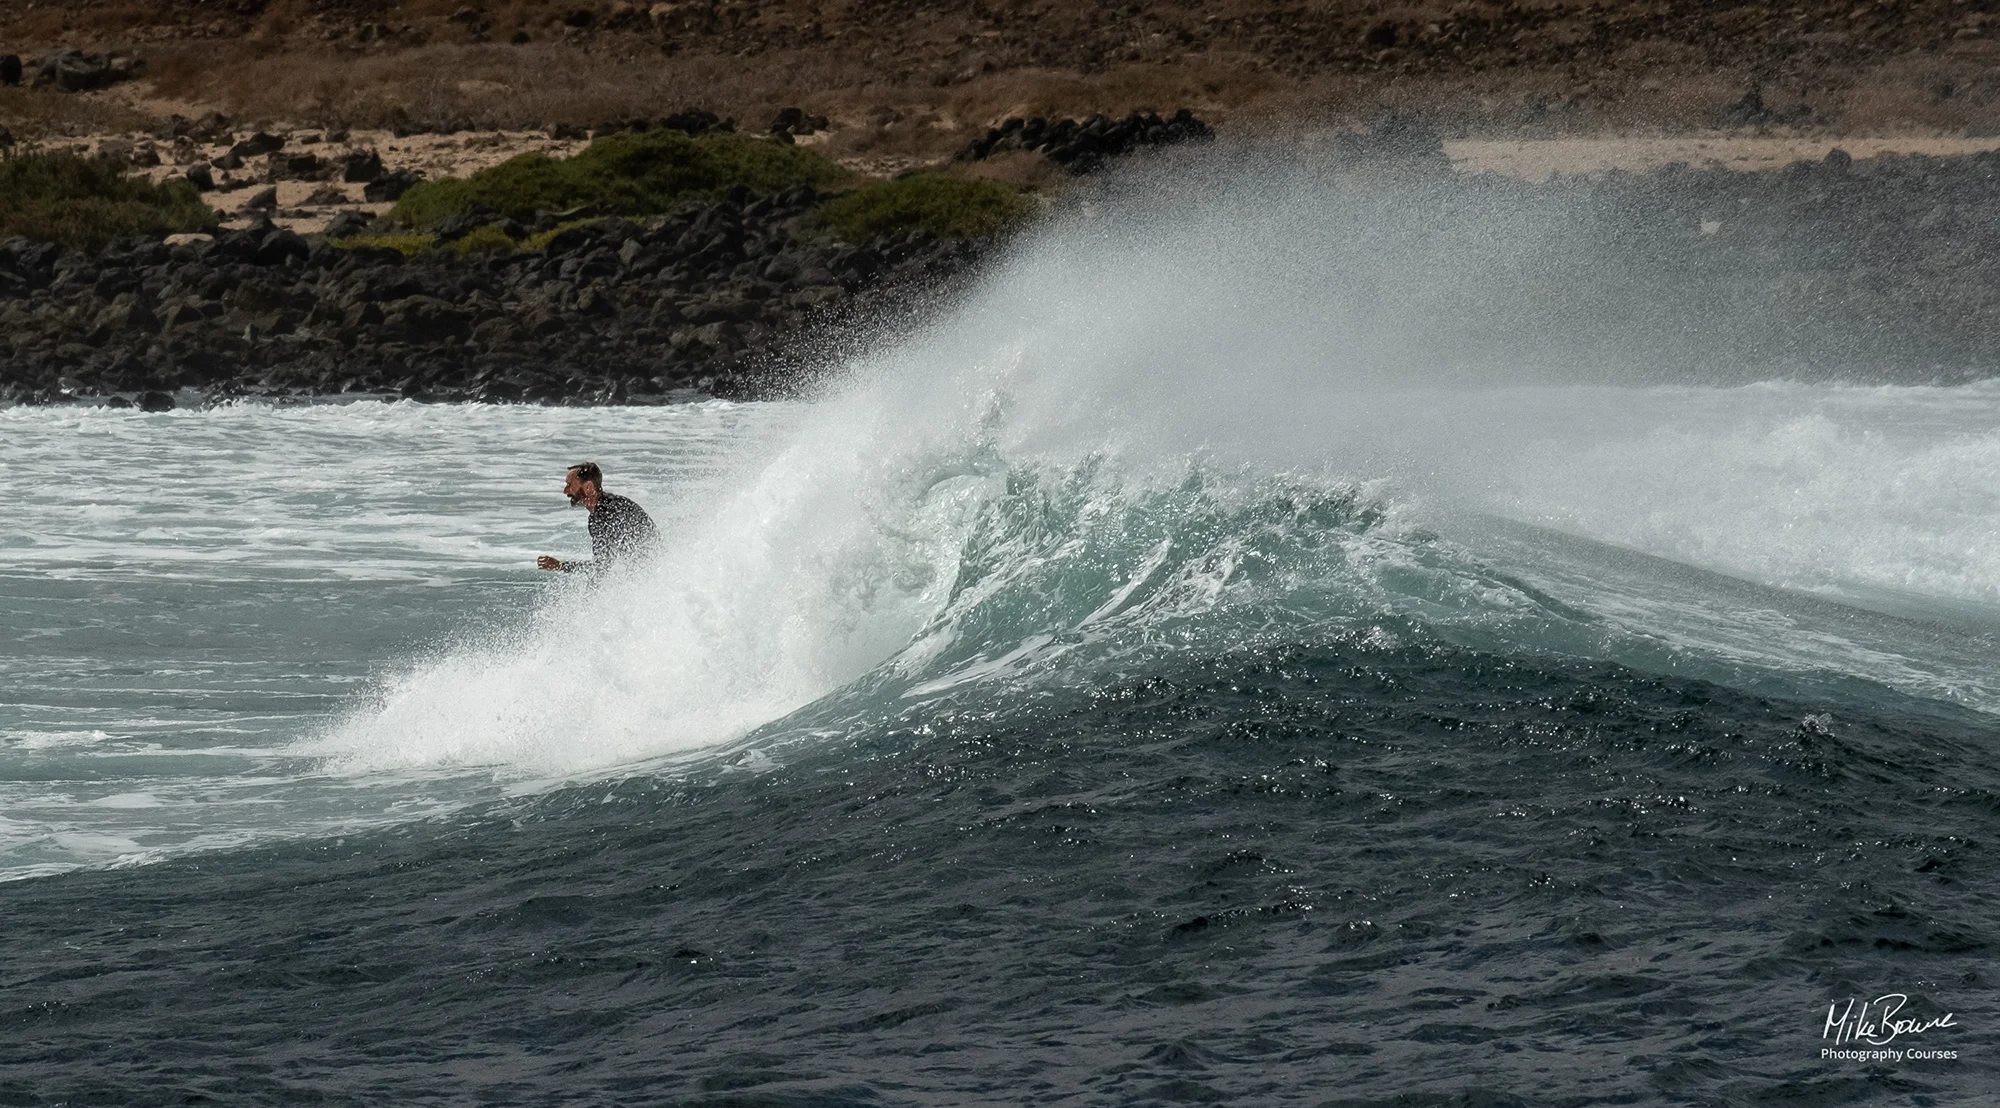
316, 146, 2000, 777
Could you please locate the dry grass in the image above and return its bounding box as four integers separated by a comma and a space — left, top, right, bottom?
944, 151, 1074, 193
107, 35, 2000, 167
0, 86, 152, 141
132, 42, 1281, 161
1831, 52, 2000, 134
934, 62, 1279, 127
8, 0, 2000, 176
1217, 61, 1988, 140
140, 40, 886, 132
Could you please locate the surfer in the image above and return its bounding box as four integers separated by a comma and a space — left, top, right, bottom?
536, 462, 660, 574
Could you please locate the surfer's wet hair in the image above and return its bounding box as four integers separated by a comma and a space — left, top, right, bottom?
568, 462, 603, 488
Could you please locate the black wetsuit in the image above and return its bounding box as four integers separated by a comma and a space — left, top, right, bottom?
560, 491, 660, 574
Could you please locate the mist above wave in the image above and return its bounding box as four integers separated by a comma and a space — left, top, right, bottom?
314, 146, 2000, 776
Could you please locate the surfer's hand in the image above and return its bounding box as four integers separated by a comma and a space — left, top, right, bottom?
536, 556, 563, 571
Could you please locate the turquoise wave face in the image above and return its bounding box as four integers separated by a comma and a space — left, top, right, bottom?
883, 467, 1392, 690
741, 446, 2000, 767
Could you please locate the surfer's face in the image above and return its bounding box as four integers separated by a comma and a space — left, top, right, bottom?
563, 470, 587, 506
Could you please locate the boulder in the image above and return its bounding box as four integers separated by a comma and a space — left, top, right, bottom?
574, 285, 617, 315
270, 152, 321, 180
692, 320, 739, 351
431, 208, 501, 243
321, 210, 374, 239
184, 112, 232, 143
470, 317, 523, 348
185, 163, 216, 191
230, 132, 286, 159
36, 49, 139, 92
363, 169, 422, 203
0, 55, 21, 86
95, 295, 159, 334
138, 390, 175, 412
158, 299, 207, 331
658, 109, 728, 135
342, 302, 386, 333
254, 229, 310, 267
242, 187, 279, 212
521, 307, 566, 337
93, 268, 141, 298
340, 149, 384, 183
378, 295, 473, 342
560, 247, 621, 280
540, 226, 596, 256
767, 107, 827, 137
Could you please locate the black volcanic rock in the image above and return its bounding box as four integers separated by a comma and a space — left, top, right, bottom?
320, 210, 375, 240
34, 49, 141, 92
363, 169, 422, 203
229, 132, 286, 159
341, 150, 385, 183
271, 153, 321, 181
960, 109, 1214, 173
12, 141, 2000, 412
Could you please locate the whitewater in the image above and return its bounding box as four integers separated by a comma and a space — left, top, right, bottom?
3, 149, 1995, 1104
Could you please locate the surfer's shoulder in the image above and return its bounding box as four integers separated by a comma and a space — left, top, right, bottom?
602, 491, 647, 518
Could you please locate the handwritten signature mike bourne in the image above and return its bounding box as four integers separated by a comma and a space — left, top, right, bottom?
1823, 993, 1959, 1060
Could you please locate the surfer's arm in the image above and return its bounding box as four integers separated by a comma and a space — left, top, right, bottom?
536, 510, 623, 572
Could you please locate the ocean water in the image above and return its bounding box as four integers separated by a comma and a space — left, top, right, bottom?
4, 157, 1998, 1105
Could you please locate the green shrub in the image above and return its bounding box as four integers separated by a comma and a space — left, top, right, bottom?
390, 130, 851, 229
812, 175, 1037, 242
0, 149, 216, 250
516, 218, 619, 253
328, 232, 438, 256
449, 223, 516, 255
393, 152, 572, 229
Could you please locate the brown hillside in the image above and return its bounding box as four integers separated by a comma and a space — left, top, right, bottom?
5, 1, 2000, 158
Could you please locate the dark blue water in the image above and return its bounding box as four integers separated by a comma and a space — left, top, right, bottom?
4, 629, 1995, 1106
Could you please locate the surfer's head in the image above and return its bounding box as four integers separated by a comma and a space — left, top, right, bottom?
564, 462, 603, 506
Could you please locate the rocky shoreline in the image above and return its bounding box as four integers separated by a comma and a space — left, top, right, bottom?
7, 136, 2000, 410
0, 183, 990, 409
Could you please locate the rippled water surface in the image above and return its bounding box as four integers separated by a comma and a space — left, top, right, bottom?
0, 401, 795, 878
